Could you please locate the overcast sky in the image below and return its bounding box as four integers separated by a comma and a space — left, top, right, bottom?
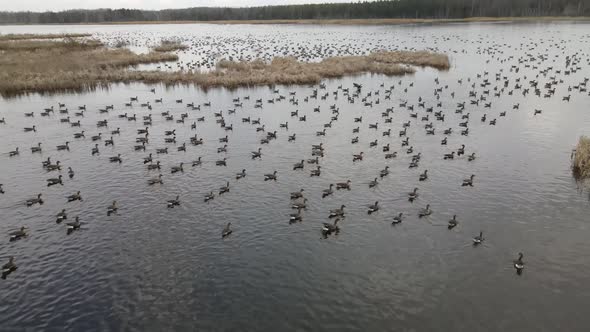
4, 0, 366, 12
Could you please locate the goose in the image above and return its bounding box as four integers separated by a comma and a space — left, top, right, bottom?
353, 152, 364, 162
392, 213, 403, 224
46, 161, 61, 171
156, 148, 168, 154
305, 164, 320, 177
468, 153, 476, 161
312, 143, 324, 151
148, 174, 163, 185
0, 117, 5, 124
204, 191, 215, 202
216, 158, 227, 166
336, 180, 351, 190
219, 182, 230, 195
293, 160, 304, 170
448, 215, 458, 229
219, 135, 228, 143
0, 184, 3, 194
9, 226, 28, 242
457, 144, 465, 156
110, 154, 122, 163
534, 109, 542, 115
134, 142, 146, 151
222, 223, 233, 238
513, 252, 525, 272
92, 143, 100, 155
307, 156, 319, 164
441, 137, 447, 145
171, 163, 184, 174
67, 191, 82, 202
251, 148, 262, 159
418, 204, 432, 218
23, 125, 36, 132
292, 198, 307, 210
472, 231, 484, 245
147, 161, 161, 170
369, 177, 378, 188
368, 201, 379, 214
408, 160, 418, 169
419, 170, 428, 181
289, 207, 303, 223
26, 194, 43, 206
74, 131, 85, 138
264, 171, 278, 181
2, 257, 17, 276
353, 127, 360, 133
322, 184, 334, 198
47, 175, 63, 186
167, 195, 180, 208
192, 157, 202, 167
111, 128, 120, 135
322, 218, 340, 234
288, 134, 296, 142
444, 151, 455, 160
30, 142, 42, 153
406, 146, 414, 154
462, 175, 475, 187
329, 205, 346, 218
369, 140, 378, 148
385, 152, 397, 159
408, 188, 419, 201
107, 201, 118, 216
290, 189, 304, 200
66, 216, 81, 234
380, 166, 390, 178
56, 142, 70, 151
56, 209, 67, 223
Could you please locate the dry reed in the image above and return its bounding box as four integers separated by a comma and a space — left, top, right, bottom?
573, 136, 590, 179
153, 39, 188, 52
0, 33, 91, 41
0, 36, 450, 97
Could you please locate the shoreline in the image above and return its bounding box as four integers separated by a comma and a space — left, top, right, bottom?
1, 16, 589, 26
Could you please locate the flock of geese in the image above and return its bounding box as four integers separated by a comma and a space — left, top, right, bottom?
3, 30, 590, 281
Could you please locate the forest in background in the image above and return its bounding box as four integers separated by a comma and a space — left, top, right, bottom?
0, 0, 588, 24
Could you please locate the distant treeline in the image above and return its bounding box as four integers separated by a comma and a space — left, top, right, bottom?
0, 0, 588, 24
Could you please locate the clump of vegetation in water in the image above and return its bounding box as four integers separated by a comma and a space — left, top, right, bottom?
153, 39, 188, 52
573, 136, 590, 179
0, 33, 91, 41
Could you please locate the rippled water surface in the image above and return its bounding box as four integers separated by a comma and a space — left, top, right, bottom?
1, 22, 590, 331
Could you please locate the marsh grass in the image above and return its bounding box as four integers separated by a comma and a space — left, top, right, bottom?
153, 39, 188, 52
0, 35, 449, 96
573, 136, 590, 179
0, 33, 91, 41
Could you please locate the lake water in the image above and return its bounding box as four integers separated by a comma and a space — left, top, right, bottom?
1, 22, 590, 331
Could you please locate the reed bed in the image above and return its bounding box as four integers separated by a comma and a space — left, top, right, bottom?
0, 36, 450, 96
0, 33, 91, 41
573, 136, 590, 179
153, 39, 188, 52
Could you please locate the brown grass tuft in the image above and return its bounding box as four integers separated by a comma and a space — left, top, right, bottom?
573, 136, 590, 179
153, 39, 188, 52
0, 33, 91, 41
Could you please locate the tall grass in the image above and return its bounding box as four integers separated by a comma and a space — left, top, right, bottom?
573, 136, 590, 179
0, 35, 450, 96
153, 39, 188, 52
0, 33, 91, 41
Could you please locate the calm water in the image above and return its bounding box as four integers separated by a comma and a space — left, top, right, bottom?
1, 22, 590, 331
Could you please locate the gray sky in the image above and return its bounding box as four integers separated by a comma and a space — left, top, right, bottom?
4, 0, 365, 12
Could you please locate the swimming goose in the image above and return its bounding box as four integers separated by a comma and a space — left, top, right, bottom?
380, 166, 390, 178
171, 163, 184, 174
419, 170, 428, 181
292, 198, 308, 210
251, 148, 262, 159
264, 171, 278, 181
204, 191, 215, 202
56, 209, 67, 223
468, 153, 476, 161
23, 125, 36, 132
57, 142, 70, 151
42, 157, 51, 168
444, 151, 455, 160
9, 226, 28, 242
91, 133, 102, 141
0, 184, 3, 194
236, 169, 246, 180
321, 184, 334, 198
147, 161, 161, 170
47, 175, 63, 186
288, 134, 296, 142
26, 194, 43, 206
353, 152, 364, 162
385, 152, 397, 159
290, 189, 304, 200
368, 201, 379, 214
307, 156, 319, 164
336, 180, 351, 190
156, 148, 168, 154
74, 131, 85, 139
408, 188, 419, 202
513, 252, 525, 272
418, 204, 432, 218
462, 175, 475, 187
322, 218, 340, 234
289, 207, 303, 223
66, 216, 81, 234
457, 144, 465, 156
46, 161, 61, 171
31, 143, 42, 153
167, 195, 180, 208
107, 201, 118, 216
8, 147, 19, 157
2, 257, 17, 277
110, 154, 122, 163
192, 157, 202, 167
369, 177, 378, 188
111, 128, 120, 135
329, 205, 346, 218
219, 182, 230, 195
68, 167, 74, 179
134, 142, 146, 151
148, 174, 163, 185
293, 160, 304, 170
216, 158, 227, 166
472, 231, 484, 245
448, 215, 458, 229
222, 223, 232, 238
392, 213, 403, 224
67, 191, 82, 202
216, 144, 226, 153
